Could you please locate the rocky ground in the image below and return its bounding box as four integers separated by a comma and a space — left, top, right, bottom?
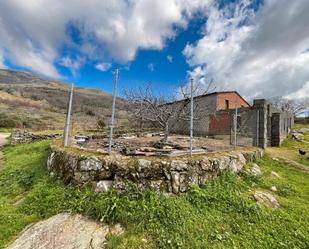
0, 133, 9, 147
6, 213, 123, 249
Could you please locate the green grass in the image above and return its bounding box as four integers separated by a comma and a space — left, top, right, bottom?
279, 125, 309, 166
0, 141, 309, 248
0, 128, 12, 133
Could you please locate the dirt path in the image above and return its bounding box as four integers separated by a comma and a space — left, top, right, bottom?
0, 133, 10, 147
281, 159, 309, 173
266, 148, 309, 173
0, 133, 9, 171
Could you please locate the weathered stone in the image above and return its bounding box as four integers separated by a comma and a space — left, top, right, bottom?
200, 157, 211, 171
47, 152, 55, 172
251, 163, 262, 176
73, 172, 91, 183
291, 132, 304, 141
171, 172, 180, 194
7, 213, 109, 249
270, 171, 281, 178
137, 159, 152, 172
97, 170, 113, 180
148, 180, 166, 191
229, 153, 246, 172
171, 160, 189, 171
179, 173, 199, 192
79, 157, 102, 171
48, 143, 264, 194
252, 191, 280, 208
95, 180, 113, 192
270, 186, 277, 192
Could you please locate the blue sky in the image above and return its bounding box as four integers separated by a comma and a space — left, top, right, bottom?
45, 13, 208, 95
0, 0, 308, 101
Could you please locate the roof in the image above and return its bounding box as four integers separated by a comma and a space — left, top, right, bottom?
165, 91, 251, 107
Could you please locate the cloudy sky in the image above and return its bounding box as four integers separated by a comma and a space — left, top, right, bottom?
0, 0, 308, 101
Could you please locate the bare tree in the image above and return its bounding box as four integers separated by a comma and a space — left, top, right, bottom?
122, 80, 216, 142
270, 97, 309, 116
123, 84, 189, 142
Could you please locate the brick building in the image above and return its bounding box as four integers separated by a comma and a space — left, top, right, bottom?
168, 91, 251, 136
167, 91, 293, 148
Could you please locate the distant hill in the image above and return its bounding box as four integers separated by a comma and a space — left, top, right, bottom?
0, 69, 128, 131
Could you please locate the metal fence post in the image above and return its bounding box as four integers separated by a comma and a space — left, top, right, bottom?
63, 83, 74, 147
189, 78, 194, 156
234, 97, 238, 149
108, 67, 119, 154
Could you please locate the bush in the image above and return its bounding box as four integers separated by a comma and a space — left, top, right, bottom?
97, 118, 106, 130
0, 113, 18, 128
85, 110, 95, 116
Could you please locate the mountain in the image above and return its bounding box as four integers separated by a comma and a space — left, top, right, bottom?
0, 69, 128, 131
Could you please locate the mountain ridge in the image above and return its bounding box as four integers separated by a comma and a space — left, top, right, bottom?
0, 69, 128, 130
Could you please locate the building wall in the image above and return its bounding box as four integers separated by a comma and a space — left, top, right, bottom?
198, 99, 294, 148
169, 94, 217, 135
216, 92, 250, 110
166, 94, 293, 148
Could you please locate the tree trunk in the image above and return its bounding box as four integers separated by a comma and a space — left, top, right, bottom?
162, 123, 169, 143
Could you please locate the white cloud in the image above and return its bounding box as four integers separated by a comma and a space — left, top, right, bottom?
60, 57, 83, 76
183, 0, 309, 100
286, 81, 309, 100
167, 55, 173, 63
148, 63, 155, 72
0, 50, 6, 69
0, 0, 212, 78
95, 62, 112, 72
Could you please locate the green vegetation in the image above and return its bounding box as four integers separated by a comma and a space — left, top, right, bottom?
267, 125, 309, 167
0, 141, 309, 248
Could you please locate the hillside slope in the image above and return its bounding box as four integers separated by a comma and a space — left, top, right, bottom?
0, 69, 128, 130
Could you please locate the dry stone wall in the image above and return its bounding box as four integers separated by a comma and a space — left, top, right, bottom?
47, 144, 264, 194
11, 130, 60, 145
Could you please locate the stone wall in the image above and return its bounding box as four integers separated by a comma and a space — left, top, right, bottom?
47, 143, 264, 194
11, 130, 61, 145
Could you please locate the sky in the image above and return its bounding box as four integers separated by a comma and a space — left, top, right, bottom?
0, 0, 308, 101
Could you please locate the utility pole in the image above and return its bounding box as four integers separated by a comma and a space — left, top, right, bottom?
63, 83, 74, 147
190, 78, 194, 156
234, 97, 238, 149
108, 67, 119, 153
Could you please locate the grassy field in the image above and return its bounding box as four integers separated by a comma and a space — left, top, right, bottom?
266, 125, 309, 167
0, 139, 308, 248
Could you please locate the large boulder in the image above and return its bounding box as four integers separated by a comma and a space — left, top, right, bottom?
252, 191, 280, 209
7, 213, 109, 249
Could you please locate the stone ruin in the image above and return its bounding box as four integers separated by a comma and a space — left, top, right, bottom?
11, 129, 61, 145
47, 141, 264, 194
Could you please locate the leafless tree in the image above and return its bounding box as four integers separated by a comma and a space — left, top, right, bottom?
270, 97, 309, 116
122, 84, 188, 142
122, 80, 216, 142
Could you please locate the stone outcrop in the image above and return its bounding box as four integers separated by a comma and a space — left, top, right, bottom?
250, 163, 262, 176
11, 130, 60, 145
47, 143, 264, 194
7, 213, 110, 249
252, 191, 280, 209
291, 132, 304, 141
